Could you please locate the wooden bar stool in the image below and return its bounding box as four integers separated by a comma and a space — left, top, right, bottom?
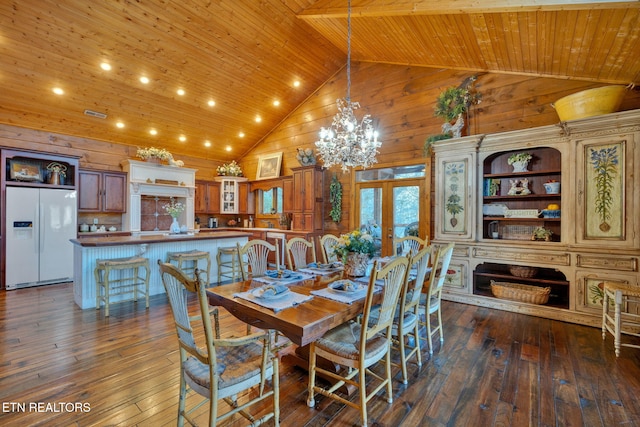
217, 246, 241, 284
94, 256, 150, 317
602, 281, 640, 357
167, 250, 211, 286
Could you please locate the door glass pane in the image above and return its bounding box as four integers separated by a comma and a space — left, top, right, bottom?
356, 164, 425, 182
393, 185, 420, 238
359, 187, 382, 256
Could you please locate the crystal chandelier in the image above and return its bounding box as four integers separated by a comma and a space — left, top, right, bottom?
315, 0, 380, 172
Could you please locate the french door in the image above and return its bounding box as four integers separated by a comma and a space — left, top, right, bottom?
353, 164, 428, 256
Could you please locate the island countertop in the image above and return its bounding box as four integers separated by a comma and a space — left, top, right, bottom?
70, 230, 251, 247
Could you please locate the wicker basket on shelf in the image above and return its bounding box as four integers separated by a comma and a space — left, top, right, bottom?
509, 265, 538, 278
490, 281, 551, 305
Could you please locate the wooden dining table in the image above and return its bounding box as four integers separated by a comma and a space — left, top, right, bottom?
206, 271, 371, 347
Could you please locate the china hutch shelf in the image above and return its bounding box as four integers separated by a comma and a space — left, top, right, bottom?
432, 109, 640, 328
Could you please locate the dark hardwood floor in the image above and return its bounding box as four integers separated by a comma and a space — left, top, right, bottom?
1, 282, 639, 426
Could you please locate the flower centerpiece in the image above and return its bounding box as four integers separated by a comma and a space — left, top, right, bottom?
334, 230, 377, 277
507, 152, 533, 173
46, 162, 67, 185
136, 146, 172, 163
163, 198, 185, 234
216, 160, 243, 176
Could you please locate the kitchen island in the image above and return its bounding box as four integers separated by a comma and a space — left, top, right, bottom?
70, 231, 250, 309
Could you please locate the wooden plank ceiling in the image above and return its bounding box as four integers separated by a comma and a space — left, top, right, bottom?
1, 0, 639, 162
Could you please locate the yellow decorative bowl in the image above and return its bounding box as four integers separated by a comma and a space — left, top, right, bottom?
553, 85, 627, 121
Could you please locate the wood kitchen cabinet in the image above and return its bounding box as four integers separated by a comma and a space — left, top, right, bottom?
291, 165, 324, 232
78, 170, 126, 212
238, 182, 254, 214
195, 180, 220, 214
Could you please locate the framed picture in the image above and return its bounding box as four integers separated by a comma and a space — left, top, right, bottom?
256, 152, 283, 180
9, 159, 43, 182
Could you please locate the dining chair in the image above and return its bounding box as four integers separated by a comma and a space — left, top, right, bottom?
158, 261, 280, 427
319, 233, 340, 264
420, 242, 455, 354
393, 235, 427, 257
392, 246, 432, 384
286, 237, 316, 271
307, 256, 410, 427
237, 239, 279, 280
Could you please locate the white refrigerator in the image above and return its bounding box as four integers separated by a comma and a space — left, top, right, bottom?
5, 187, 77, 289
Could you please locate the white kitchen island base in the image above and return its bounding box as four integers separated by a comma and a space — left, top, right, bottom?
71, 231, 249, 309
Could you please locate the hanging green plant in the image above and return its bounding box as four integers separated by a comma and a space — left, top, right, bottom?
329, 174, 342, 223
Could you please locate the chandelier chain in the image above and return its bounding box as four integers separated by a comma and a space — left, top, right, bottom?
315, 0, 381, 171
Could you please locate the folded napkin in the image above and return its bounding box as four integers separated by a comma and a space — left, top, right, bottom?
261, 284, 288, 296
234, 287, 313, 312
252, 271, 313, 285
265, 269, 293, 278
311, 284, 380, 305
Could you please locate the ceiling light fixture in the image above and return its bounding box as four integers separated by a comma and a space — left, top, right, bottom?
176, 89, 185, 96
116, 122, 125, 128
100, 62, 111, 71
149, 128, 157, 135
208, 99, 215, 107
139, 76, 149, 84
52, 87, 64, 95
315, 0, 380, 171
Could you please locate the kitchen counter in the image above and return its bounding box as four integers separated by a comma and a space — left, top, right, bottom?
71, 230, 249, 247
71, 230, 250, 310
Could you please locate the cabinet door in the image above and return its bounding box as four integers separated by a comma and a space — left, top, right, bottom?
220, 179, 239, 214
195, 181, 208, 213
434, 152, 476, 240
207, 182, 220, 213
575, 133, 639, 249
293, 170, 305, 211
103, 172, 126, 212
78, 170, 101, 211
282, 177, 294, 212
238, 182, 254, 214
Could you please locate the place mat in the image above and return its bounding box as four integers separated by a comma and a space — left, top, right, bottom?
252, 271, 313, 285
299, 266, 344, 276
234, 288, 313, 312
311, 284, 379, 304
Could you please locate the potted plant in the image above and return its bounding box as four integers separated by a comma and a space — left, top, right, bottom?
216, 160, 243, 176
137, 146, 172, 163
334, 230, 377, 277
531, 226, 553, 241
507, 152, 533, 173
424, 75, 481, 155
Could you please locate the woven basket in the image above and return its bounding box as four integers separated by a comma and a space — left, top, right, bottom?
490, 281, 551, 305
509, 265, 538, 278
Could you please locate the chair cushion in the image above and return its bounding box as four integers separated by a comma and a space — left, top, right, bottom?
183, 341, 269, 392
315, 321, 388, 363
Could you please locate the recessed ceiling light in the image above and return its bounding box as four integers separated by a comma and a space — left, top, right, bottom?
255, 115, 262, 123
176, 89, 185, 96
116, 122, 125, 128
293, 80, 300, 87
208, 100, 215, 107
273, 100, 280, 106
52, 87, 64, 95
179, 135, 186, 142
140, 76, 150, 84
238, 132, 245, 138
100, 62, 111, 71
149, 128, 157, 135
204, 140, 211, 147
225, 146, 232, 152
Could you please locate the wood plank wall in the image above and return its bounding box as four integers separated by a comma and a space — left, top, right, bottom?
2, 63, 639, 235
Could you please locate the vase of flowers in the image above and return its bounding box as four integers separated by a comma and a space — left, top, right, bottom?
216, 160, 243, 176
163, 198, 185, 234
137, 146, 172, 163
334, 230, 377, 277
507, 152, 532, 173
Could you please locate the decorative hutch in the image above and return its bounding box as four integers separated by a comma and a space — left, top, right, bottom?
433, 109, 640, 327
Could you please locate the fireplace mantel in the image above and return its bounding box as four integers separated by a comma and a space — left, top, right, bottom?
121, 160, 198, 233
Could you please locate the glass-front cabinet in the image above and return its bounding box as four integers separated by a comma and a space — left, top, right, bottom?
214, 176, 248, 214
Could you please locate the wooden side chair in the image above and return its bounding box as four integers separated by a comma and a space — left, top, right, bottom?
319, 233, 340, 264
158, 261, 279, 427
420, 242, 454, 354
392, 246, 432, 384
393, 235, 427, 257
307, 256, 410, 427
237, 239, 279, 280
286, 237, 316, 270
602, 281, 640, 357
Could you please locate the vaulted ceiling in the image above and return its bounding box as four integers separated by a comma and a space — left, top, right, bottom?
1, 1, 638, 162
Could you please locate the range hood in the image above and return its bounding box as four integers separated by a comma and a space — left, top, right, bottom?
121, 160, 197, 233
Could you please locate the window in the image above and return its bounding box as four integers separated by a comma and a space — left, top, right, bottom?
259, 187, 283, 215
